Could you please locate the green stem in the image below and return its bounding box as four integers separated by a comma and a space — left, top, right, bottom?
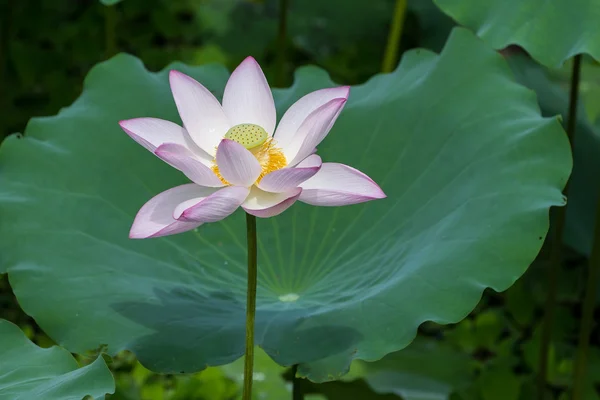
242, 213, 258, 400
537, 54, 581, 400
381, 0, 407, 73
573, 199, 600, 399
104, 4, 117, 58
0, 0, 12, 137
292, 364, 303, 400
275, 0, 290, 87
572, 53, 600, 392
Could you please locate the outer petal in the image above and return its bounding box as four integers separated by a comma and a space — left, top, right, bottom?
257, 155, 322, 193
216, 139, 262, 187
242, 187, 302, 218
274, 86, 350, 149
119, 118, 196, 152
155, 143, 224, 187
222, 57, 276, 135
299, 163, 386, 206
129, 184, 206, 239
174, 186, 249, 222
169, 70, 231, 155
284, 98, 347, 167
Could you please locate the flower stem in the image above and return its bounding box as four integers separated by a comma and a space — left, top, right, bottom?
381, 0, 407, 73
292, 364, 303, 400
537, 54, 581, 400
243, 213, 258, 400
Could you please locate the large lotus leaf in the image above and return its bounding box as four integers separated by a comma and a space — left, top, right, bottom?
0, 28, 570, 381
434, 0, 600, 68
343, 338, 473, 400
505, 54, 600, 256
0, 320, 114, 400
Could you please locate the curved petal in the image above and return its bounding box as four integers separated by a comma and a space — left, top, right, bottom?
242, 187, 302, 218
169, 70, 231, 155
216, 139, 262, 187
222, 57, 276, 135
119, 118, 194, 152
129, 184, 206, 239
155, 144, 224, 187
283, 98, 347, 167
174, 186, 249, 222
274, 86, 350, 149
299, 163, 386, 206
257, 155, 322, 193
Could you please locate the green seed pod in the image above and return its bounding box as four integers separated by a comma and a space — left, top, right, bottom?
224, 123, 268, 149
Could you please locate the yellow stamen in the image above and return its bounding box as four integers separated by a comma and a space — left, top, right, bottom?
212, 137, 287, 185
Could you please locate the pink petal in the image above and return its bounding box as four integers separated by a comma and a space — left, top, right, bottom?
274, 86, 350, 149
242, 187, 302, 218
119, 118, 196, 152
222, 57, 276, 135
174, 186, 249, 222
169, 70, 231, 155
257, 155, 322, 193
299, 163, 386, 206
155, 143, 224, 187
216, 139, 262, 187
129, 184, 207, 239
284, 98, 347, 167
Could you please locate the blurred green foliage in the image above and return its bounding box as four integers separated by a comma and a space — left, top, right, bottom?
0, 0, 452, 141
1, 0, 600, 399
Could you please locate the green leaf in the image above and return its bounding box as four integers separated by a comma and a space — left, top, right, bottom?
0, 319, 114, 400
433, 0, 600, 68
505, 54, 600, 256
345, 338, 473, 400
100, 0, 123, 5
0, 28, 570, 381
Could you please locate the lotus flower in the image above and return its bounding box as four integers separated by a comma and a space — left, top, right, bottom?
120, 57, 385, 239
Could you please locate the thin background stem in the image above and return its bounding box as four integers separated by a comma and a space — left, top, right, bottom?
537, 54, 581, 400
572, 202, 600, 399
104, 4, 117, 58
242, 213, 258, 400
381, 0, 407, 73
0, 0, 12, 137
275, 0, 290, 87
572, 68, 600, 397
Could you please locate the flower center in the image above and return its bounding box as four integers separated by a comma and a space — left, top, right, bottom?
213, 124, 287, 185
224, 123, 268, 149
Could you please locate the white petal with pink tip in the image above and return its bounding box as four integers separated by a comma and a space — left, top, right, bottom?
299, 163, 386, 206
155, 143, 224, 187
284, 98, 347, 166
174, 186, 250, 222
129, 184, 206, 239
169, 70, 231, 155
258, 155, 322, 193
120, 118, 191, 152
274, 86, 350, 149
243, 187, 302, 218
222, 57, 276, 135
216, 139, 262, 187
